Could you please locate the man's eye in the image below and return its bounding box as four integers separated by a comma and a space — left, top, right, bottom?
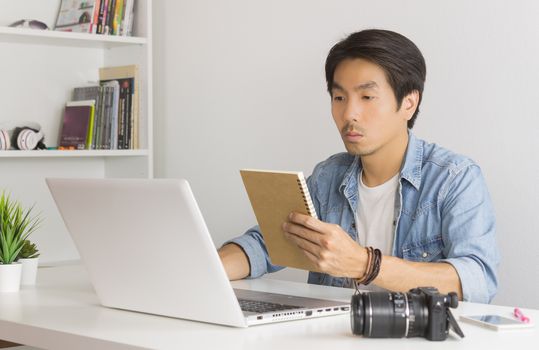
362, 96, 375, 100
333, 96, 345, 102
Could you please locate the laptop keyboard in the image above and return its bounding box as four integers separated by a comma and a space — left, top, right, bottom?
238, 298, 302, 313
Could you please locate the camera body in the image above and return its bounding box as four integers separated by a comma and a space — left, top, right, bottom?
350, 287, 464, 341
411, 287, 456, 340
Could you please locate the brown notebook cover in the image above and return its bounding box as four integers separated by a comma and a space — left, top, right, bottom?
240, 169, 320, 272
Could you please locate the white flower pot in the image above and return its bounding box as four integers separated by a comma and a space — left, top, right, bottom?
0, 262, 22, 292
19, 257, 39, 286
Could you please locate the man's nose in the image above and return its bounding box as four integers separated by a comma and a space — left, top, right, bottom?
343, 99, 361, 122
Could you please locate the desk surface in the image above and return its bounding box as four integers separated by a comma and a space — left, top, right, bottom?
0, 264, 537, 350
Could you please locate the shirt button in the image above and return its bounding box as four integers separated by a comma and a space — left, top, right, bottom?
351, 223, 356, 229
422, 252, 428, 258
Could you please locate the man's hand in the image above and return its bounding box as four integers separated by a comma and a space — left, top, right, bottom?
282, 212, 367, 278
283, 212, 463, 299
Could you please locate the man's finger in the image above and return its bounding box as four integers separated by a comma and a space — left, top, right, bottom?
301, 248, 319, 264
289, 212, 337, 235
285, 231, 321, 258
283, 222, 322, 245
288, 212, 323, 231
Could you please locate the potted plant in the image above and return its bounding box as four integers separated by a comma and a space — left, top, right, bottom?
0, 192, 42, 292
18, 239, 40, 286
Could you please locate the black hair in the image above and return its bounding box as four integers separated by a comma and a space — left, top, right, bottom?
325, 29, 426, 128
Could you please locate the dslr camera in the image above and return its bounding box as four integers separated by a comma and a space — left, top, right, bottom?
350, 287, 464, 341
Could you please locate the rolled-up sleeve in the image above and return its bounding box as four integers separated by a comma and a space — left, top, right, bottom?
225, 225, 284, 278
440, 164, 500, 303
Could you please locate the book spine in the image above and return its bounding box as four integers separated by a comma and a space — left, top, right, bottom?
103, 86, 112, 149
121, 0, 134, 36
86, 105, 95, 149
129, 78, 135, 149
103, 86, 114, 149
92, 87, 101, 149
91, 0, 102, 34
118, 81, 128, 149
133, 77, 139, 149
98, 86, 105, 149
297, 174, 318, 219
106, 0, 117, 35
92, 89, 99, 149
115, 90, 123, 149
97, 0, 108, 34
119, 0, 128, 36
125, 79, 133, 149
113, 0, 124, 35
110, 82, 119, 149
126, 0, 135, 36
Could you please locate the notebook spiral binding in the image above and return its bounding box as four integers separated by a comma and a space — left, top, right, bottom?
297, 174, 318, 219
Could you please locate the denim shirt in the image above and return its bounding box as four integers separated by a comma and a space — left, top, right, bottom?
228, 132, 500, 303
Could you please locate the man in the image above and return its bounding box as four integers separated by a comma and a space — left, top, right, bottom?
219, 29, 499, 303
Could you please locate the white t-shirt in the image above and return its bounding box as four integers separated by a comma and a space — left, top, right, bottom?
352, 171, 399, 291
356, 171, 399, 256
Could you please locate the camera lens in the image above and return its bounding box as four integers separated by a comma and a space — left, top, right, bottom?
351, 291, 429, 338
350, 291, 365, 335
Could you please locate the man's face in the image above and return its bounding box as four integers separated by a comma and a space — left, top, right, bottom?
331, 58, 413, 157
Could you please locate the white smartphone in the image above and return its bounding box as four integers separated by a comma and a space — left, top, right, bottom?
460, 314, 534, 330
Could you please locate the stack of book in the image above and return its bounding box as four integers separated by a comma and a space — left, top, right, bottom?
54, 0, 136, 36
58, 65, 139, 150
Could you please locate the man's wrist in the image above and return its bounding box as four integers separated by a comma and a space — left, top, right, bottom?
355, 247, 382, 285
351, 245, 369, 279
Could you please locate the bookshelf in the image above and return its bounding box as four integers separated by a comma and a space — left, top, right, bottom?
0, 0, 153, 263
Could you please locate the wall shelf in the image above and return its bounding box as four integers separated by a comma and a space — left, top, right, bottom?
0, 149, 149, 158
0, 26, 147, 49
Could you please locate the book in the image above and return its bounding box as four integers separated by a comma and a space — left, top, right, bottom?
96, 85, 114, 149
59, 100, 95, 150
99, 65, 139, 149
240, 169, 319, 271
102, 80, 120, 149
91, 0, 101, 33
121, 0, 135, 36
112, 0, 124, 35
119, 78, 133, 149
54, 0, 99, 33
104, 0, 116, 34
97, 0, 107, 33
72, 85, 101, 149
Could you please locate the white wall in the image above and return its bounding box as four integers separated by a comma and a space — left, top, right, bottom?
153, 0, 539, 308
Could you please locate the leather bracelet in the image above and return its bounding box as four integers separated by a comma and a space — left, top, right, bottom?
356, 247, 382, 286
362, 248, 382, 285
355, 246, 373, 285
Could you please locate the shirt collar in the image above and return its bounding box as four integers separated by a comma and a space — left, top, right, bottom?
400, 131, 423, 190
339, 130, 423, 194
339, 154, 361, 197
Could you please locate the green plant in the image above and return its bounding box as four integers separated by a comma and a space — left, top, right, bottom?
0, 192, 42, 264
18, 239, 40, 259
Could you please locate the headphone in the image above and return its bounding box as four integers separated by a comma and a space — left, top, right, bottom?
0, 129, 10, 150
0, 124, 46, 151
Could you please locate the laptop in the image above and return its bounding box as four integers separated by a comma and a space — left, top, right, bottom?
46, 178, 350, 327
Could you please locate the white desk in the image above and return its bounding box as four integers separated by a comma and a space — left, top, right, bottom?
0, 265, 537, 350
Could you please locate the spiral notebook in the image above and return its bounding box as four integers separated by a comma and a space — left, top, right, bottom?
240, 169, 320, 271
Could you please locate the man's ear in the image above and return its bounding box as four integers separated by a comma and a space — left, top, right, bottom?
401, 90, 420, 121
